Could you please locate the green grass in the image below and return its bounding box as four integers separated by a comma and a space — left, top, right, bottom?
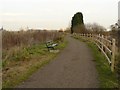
73, 35, 119, 88
88, 42, 118, 88
2, 40, 68, 88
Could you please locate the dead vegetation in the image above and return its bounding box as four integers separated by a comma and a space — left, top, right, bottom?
2, 29, 65, 88
2, 30, 61, 50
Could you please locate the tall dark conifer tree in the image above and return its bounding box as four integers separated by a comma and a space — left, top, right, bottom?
71, 12, 84, 34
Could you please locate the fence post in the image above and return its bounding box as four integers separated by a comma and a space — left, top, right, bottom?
91, 34, 94, 41
89, 34, 91, 38
111, 39, 116, 72
93, 34, 95, 41
84, 34, 85, 37
86, 33, 88, 37
80, 33, 81, 36
101, 35, 104, 51
98, 34, 100, 41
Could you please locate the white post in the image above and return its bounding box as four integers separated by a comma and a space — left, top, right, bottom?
111, 39, 116, 72
83, 33, 85, 37
101, 35, 104, 51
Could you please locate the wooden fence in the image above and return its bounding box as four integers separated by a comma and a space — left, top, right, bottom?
73, 33, 116, 72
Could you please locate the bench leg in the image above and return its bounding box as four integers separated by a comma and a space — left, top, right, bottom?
48, 48, 50, 51
52, 47, 54, 50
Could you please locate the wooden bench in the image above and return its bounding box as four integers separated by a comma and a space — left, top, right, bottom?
45, 40, 58, 51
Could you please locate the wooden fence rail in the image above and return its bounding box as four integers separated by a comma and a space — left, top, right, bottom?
73, 33, 116, 72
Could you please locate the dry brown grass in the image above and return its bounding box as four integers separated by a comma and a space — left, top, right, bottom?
2, 30, 65, 88
2, 30, 61, 50
2, 29, 63, 68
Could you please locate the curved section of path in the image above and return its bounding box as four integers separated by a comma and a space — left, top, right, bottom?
17, 35, 99, 88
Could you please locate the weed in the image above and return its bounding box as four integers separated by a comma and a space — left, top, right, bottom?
2, 39, 67, 88
73, 35, 119, 88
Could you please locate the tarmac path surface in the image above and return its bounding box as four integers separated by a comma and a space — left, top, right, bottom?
17, 35, 99, 88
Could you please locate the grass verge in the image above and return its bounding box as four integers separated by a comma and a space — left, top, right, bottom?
2, 40, 68, 88
73, 35, 118, 88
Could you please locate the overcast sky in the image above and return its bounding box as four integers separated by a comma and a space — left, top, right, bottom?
0, 0, 119, 30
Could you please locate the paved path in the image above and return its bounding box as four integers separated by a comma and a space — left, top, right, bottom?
17, 35, 99, 88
